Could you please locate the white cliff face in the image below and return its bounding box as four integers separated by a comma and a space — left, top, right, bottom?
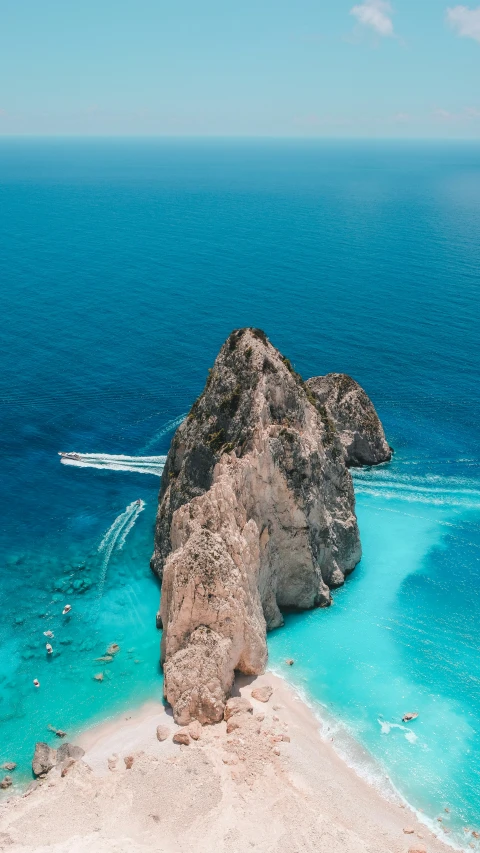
306, 373, 392, 467
152, 329, 388, 724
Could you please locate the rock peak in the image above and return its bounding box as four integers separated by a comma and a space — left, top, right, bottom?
152, 330, 390, 724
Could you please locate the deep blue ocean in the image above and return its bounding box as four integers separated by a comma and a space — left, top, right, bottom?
1, 139, 479, 846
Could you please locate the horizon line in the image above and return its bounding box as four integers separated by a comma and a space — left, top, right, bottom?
1, 134, 480, 143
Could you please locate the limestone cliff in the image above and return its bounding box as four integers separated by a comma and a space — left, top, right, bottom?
151, 328, 389, 724
306, 373, 392, 467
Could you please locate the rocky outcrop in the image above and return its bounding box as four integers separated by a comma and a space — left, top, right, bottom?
32, 742, 85, 778
32, 743, 57, 778
152, 328, 389, 724
306, 373, 392, 467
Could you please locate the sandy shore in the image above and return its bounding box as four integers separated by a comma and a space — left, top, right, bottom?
0, 673, 459, 853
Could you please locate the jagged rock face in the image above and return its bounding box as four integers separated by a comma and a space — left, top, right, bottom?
306, 373, 392, 467
152, 328, 388, 724
32, 742, 85, 777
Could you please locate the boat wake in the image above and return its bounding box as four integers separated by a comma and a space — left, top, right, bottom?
59, 453, 166, 476
96, 500, 145, 601
352, 469, 480, 510
378, 719, 418, 744
141, 413, 186, 453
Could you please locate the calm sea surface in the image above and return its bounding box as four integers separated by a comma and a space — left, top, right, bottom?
0, 139, 479, 845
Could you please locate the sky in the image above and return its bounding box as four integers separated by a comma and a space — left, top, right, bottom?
1, 0, 479, 137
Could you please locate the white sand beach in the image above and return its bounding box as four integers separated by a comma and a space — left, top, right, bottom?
0, 673, 458, 853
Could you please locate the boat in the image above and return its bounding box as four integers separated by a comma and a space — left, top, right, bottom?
402, 712, 419, 723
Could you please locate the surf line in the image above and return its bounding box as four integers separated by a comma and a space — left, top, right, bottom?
59, 452, 166, 476
95, 500, 145, 604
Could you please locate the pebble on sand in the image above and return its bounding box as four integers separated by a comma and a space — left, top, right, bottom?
172, 729, 190, 746
156, 725, 169, 742
251, 685, 273, 703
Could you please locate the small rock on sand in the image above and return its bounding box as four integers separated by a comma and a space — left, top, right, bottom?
226, 717, 242, 734
61, 758, 76, 777
224, 697, 253, 721
57, 744, 85, 764
408, 848, 426, 853
251, 685, 273, 703
156, 725, 169, 742
172, 729, 190, 746
188, 720, 202, 740
403, 827, 415, 834
107, 754, 119, 771
124, 755, 134, 769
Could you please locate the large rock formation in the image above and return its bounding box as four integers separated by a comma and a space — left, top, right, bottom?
306, 373, 392, 467
32, 742, 85, 777
151, 328, 389, 724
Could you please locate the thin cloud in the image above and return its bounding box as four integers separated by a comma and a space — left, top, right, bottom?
433, 106, 480, 121
350, 0, 394, 37
447, 5, 480, 42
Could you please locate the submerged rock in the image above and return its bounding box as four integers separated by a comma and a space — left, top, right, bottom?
152, 328, 390, 724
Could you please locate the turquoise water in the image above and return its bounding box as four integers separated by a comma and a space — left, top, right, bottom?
0, 139, 479, 846
270, 465, 480, 843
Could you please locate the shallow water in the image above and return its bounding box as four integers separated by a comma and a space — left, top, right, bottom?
0, 139, 479, 845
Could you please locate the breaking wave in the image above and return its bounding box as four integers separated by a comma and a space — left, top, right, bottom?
59, 453, 166, 476
96, 500, 145, 601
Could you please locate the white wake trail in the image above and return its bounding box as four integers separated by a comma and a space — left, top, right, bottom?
59, 453, 166, 476
141, 413, 186, 453
96, 500, 145, 602
352, 469, 480, 509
